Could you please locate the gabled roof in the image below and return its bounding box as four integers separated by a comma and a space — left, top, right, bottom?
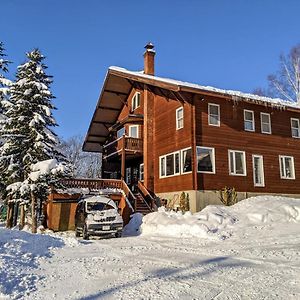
83, 66, 300, 152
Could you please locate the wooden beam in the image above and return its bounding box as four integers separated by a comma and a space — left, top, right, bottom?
98, 106, 120, 111
104, 89, 128, 96
93, 120, 114, 125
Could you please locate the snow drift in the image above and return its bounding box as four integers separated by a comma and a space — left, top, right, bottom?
139, 196, 300, 239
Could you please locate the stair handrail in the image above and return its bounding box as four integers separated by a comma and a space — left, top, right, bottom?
137, 181, 156, 211
121, 180, 137, 211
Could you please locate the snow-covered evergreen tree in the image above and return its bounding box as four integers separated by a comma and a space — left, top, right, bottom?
0, 49, 69, 232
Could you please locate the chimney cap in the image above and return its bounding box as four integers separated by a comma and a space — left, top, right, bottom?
144, 42, 155, 51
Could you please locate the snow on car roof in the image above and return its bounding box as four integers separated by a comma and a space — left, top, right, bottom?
84, 195, 117, 209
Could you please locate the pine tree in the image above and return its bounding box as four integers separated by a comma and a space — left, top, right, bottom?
0, 49, 68, 232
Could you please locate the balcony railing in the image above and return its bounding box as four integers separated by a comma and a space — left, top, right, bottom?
103, 136, 143, 159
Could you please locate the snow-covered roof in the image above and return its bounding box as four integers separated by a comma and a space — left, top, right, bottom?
109, 66, 300, 110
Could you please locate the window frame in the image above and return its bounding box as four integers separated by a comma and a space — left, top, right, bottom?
176, 107, 184, 130
252, 154, 265, 187
208, 103, 220, 127
260, 112, 271, 134
125, 167, 131, 184
244, 109, 255, 132
279, 155, 295, 180
291, 118, 300, 138
180, 147, 192, 174
128, 125, 139, 138
139, 163, 144, 181
228, 150, 247, 176
196, 146, 216, 174
131, 92, 141, 111
159, 150, 181, 178
117, 127, 125, 139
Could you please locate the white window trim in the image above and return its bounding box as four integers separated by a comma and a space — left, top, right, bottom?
131, 92, 141, 111
279, 155, 295, 180
176, 107, 184, 130
196, 146, 216, 174
244, 110, 255, 132
260, 112, 271, 134
128, 125, 139, 138
252, 155, 265, 187
228, 150, 247, 176
208, 103, 220, 127
291, 118, 300, 138
180, 147, 192, 174
139, 163, 144, 181
159, 150, 181, 178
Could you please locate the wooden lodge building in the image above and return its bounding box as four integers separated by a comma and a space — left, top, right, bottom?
83, 43, 300, 212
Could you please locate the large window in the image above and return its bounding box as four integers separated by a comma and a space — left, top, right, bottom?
208, 103, 220, 126
181, 148, 192, 174
132, 92, 141, 111
117, 127, 125, 139
176, 107, 184, 130
160, 151, 180, 177
291, 118, 300, 138
279, 155, 295, 179
197, 147, 215, 174
260, 113, 271, 134
129, 125, 139, 138
229, 150, 246, 176
244, 110, 255, 132
252, 155, 265, 187
159, 148, 192, 178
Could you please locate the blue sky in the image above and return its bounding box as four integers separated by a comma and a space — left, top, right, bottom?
1, 0, 300, 140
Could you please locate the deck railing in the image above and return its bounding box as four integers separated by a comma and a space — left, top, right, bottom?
60, 178, 136, 211
103, 136, 143, 158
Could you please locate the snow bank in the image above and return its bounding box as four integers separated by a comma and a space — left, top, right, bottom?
123, 213, 143, 236
140, 196, 300, 239
0, 226, 64, 299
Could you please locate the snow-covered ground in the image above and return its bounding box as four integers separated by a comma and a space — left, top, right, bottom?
1, 196, 300, 299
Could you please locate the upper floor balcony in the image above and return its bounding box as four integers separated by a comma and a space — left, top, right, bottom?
103, 136, 143, 160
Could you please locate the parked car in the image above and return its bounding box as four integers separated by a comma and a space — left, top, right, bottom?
75, 195, 123, 239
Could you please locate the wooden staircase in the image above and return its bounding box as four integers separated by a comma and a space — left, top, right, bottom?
134, 192, 153, 215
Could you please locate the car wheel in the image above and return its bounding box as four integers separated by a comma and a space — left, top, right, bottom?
75, 227, 80, 237
83, 224, 89, 240
115, 231, 122, 238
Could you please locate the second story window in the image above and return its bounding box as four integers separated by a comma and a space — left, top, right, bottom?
244, 110, 255, 132
208, 103, 220, 126
291, 118, 300, 138
132, 92, 141, 111
129, 125, 139, 138
176, 107, 184, 130
260, 113, 271, 134
117, 127, 125, 139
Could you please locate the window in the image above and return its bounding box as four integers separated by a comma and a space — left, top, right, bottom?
159, 151, 180, 177
279, 155, 295, 179
229, 150, 246, 176
244, 110, 255, 132
181, 148, 192, 173
132, 92, 141, 111
252, 155, 265, 187
125, 167, 131, 184
117, 127, 125, 139
260, 113, 271, 134
291, 118, 300, 138
176, 107, 184, 130
139, 164, 144, 181
197, 147, 215, 174
129, 125, 139, 138
208, 103, 220, 126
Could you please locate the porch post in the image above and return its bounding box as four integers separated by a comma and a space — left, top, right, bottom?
121, 135, 126, 180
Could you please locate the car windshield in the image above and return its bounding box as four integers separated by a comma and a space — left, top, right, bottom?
86, 202, 115, 212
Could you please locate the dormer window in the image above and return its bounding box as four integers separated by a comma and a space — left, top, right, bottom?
244, 110, 255, 132
291, 118, 300, 138
132, 92, 141, 111
176, 107, 184, 130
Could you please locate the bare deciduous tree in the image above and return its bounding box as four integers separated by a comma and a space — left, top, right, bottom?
267, 44, 300, 104
59, 135, 102, 178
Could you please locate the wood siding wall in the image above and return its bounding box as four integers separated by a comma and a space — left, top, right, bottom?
153, 94, 194, 193
195, 95, 300, 194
